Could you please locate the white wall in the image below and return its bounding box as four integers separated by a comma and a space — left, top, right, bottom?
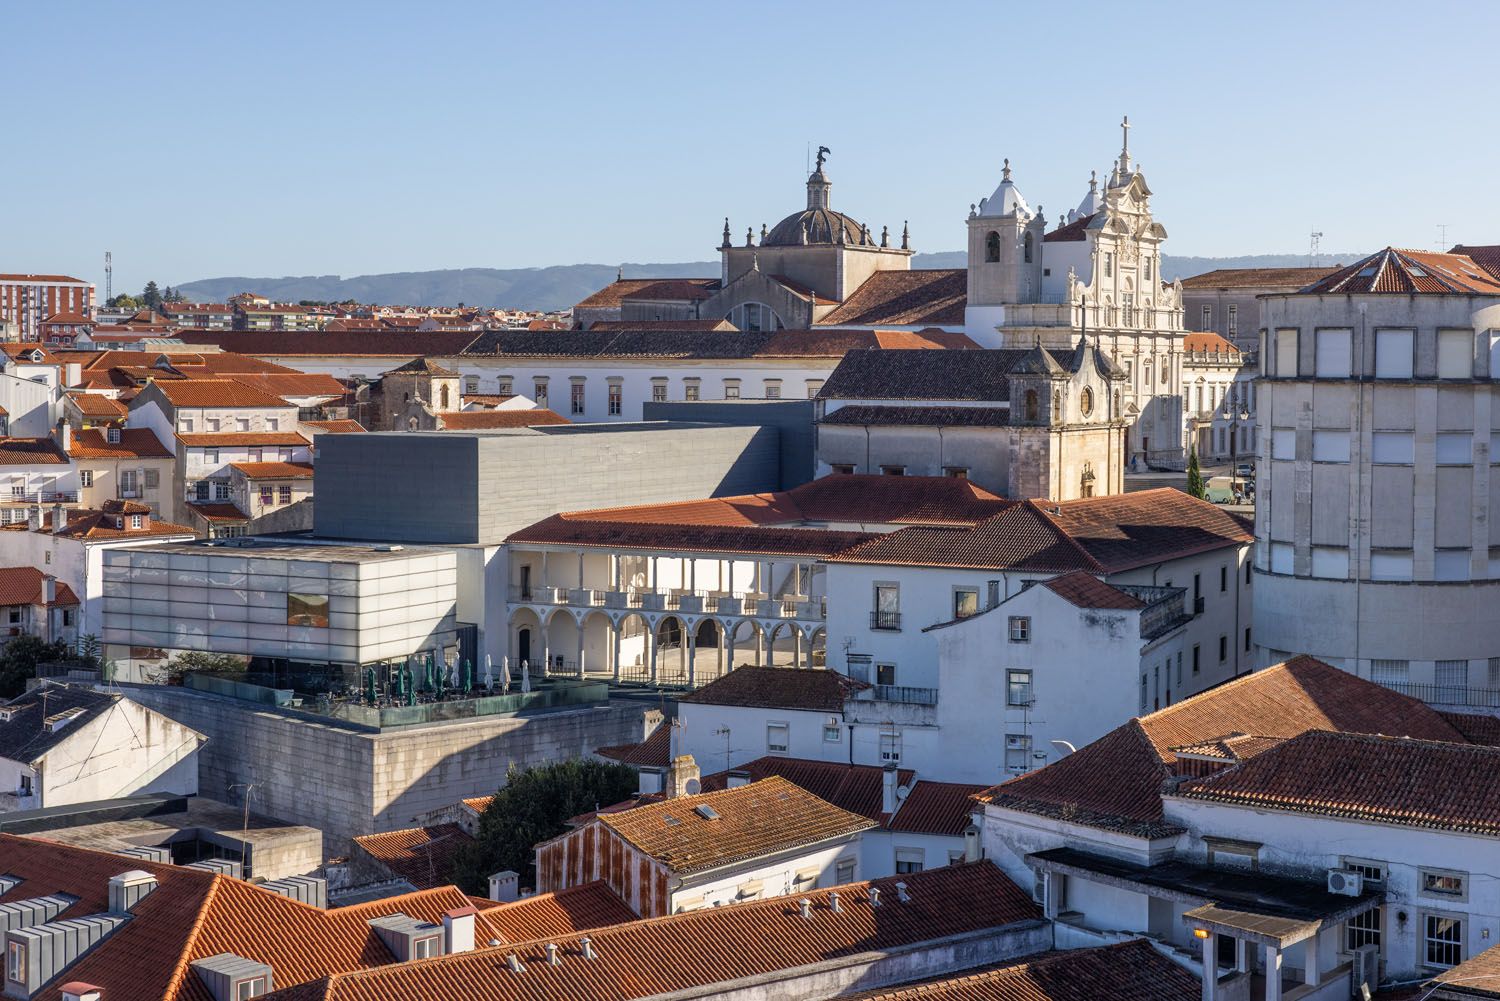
24, 698, 203, 808
674, 836, 863, 911
677, 704, 844, 773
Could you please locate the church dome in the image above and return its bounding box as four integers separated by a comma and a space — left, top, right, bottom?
760, 163, 869, 247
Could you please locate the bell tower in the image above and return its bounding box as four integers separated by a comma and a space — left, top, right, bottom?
965, 160, 1046, 346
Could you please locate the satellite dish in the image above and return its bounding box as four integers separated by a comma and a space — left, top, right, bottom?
684, 778, 701, 796
895, 785, 910, 801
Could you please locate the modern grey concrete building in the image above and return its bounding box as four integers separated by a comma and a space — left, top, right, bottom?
1252, 247, 1500, 704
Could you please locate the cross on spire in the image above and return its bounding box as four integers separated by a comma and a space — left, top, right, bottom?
1118, 116, 1132, 174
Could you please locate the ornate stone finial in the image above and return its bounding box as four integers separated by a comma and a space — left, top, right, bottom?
860, 223, 870, 246
901, 220, 910, 251
881, 224, 889, 248
721, 217, 731, 249
745, 226, 754, 247
969, 203, 977, 219
1002, 158, 1012, 182
1089, 169, 1098, 192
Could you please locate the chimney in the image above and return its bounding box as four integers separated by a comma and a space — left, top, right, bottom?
28, 506, 41, 532
65, 362, 82, 386
963, 823, 982, 863
488, 870, 520, 903
986, 579, 1000, 609
442, 906, 476, 954
895, 881, 910, 903
56, 420, 72, 452
505, 954, 526, 973
42, 575, 56, 605
726, 769, 751, 789
869, 886, 881, 907
544, 943, 561, 966
51, 503, 65, 532
579, 937, 596, 960
829, 892, 842, 913
881, 763, 898, 816
666, 754, 700, 799
108, 870, 159, 913
61, 986, 102, 1001
798, 898, 813, 920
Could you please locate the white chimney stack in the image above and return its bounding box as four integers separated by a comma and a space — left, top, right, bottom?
829, 892, 842, 913
27, 506, 41, 532
881, 763, 898, 816
726, 769, 751, 789
579, 937, 596, 960
964, 823, 982, 863
895, 881, 910, 904
62, 985, 102, 1001
51, 503, 64, 532
108, 870, 159, 913
488, 870, 520, 903
65, 362, 82, 387
667, 753, 700, 799
869, 886, 881, 907
544, 943, 561, 966
43, 576, 56, 605
798, 898, 813, 919
442, 906, 476, 954
57, 421, 72, 451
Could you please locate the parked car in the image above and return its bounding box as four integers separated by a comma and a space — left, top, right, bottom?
1205, 476, 1242, 505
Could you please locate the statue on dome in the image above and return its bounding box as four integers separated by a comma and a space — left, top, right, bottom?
815, 145, 831, 171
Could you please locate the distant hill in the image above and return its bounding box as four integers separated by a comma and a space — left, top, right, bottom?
175, 252, 1363, 312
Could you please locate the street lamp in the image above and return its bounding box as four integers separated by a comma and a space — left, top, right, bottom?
1228, 404, 1251, 502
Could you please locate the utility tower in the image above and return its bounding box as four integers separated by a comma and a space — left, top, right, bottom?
104, 251, 112, 302
1309, 231, 1323, 267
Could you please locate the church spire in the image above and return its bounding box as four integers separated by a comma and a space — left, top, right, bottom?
1113, 116, 1132, 184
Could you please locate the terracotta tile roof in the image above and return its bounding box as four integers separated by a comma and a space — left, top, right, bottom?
596, 722, 672, 767
1042, 211, 1098, 244
267, 862, 1039, 1001
151, 379, 294, 409
1037, 570, 1145, 610
818, 269, 968, 326
829, 502, 1100, 573
459, 394, 516, 408
1177, 729, 1500, 835
1437, 710, 1500, 747
587, 319, 737, 331
187, 502, 249, 522
1179, 266, 1339, 289
352, 823, 475, 890
817, 348, 1029, 401
1169, 732, 1286, 762
1451, 244, 1500, 281
699, 758, 914, 824
0, 273, 88, 283
841, 939, 1200, 1001
0, 568, 78, 608
302, 419, 366, 434
1, 342, 63, 364
73, 349, 296, 376
436, 409, 570, 430
1432, 940, 1500, 996
66, 393, 130, 419
0, 437, 70, 466
177, 432, 309, 447
226, 372, 348, 399
175, 330, 480, 357
67, 427, 173, 459
465, 327, 977, 361
977, 656, 1470, 835
384, 356, 461, 377
886, 780, 987, 835
678, 666, 868, 713
508, 515, 875, 558
1182, 331, 1241, 354
1298, 248, 1500, 294
0, 832, 516, 1001
229, 461, 315, 480
821, 403, 1011, 428
478, 882, 637, 943
575, 277, 720, 310
757, 328, 979, 356
592, 776, 875, 874
42, 311, 91, 325
44, 504, 195, 540
1044, 488, 1253, 572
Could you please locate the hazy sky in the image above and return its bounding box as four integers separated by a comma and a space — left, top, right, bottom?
7, 0, 1493, 294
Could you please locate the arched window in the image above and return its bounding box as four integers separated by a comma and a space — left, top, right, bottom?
439, 384, 451, 410
403, 392, 411, 404
1024, 389, 1038, 422
985, 231, 1001, 263
1114, 390, 1121, 416
1023, 231, 1034, 264
1079, 386, 1094, 418
1052, 390, 1061, 420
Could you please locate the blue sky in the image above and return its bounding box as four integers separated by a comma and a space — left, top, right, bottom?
6, 0, 1494, 294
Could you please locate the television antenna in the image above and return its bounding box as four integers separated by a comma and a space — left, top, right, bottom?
104, 252, 113, 302
1309, 231, 1324, 267
1437, 224, 1450, 251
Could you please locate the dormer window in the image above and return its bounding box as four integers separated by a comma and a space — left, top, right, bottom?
130, 515, 143, 529
106, 427, 121, 445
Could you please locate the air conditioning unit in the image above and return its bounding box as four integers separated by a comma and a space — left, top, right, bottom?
1351, 943, 1379, 996
1327, 868, 1363, 896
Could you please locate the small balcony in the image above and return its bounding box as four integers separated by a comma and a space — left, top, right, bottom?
507, 583, 824, 622
870, 610, 902, 631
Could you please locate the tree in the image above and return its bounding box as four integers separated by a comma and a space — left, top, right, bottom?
141, 281, 163, 309
107, 294, 141, 310
0, 635, 72, 699
1185, 447, 1206, 500
450, 759, 638, 894
156, 650, 247, 685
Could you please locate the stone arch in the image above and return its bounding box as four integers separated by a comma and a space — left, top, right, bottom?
543, 608, 580, 676
656, 615, 688, 683
616, 611, 651, 684
1024, 389, 1038, 422
809, 627, 828, 668
728, 619, 767, 669
439, 383, 451, 410
1023, 231, 1034, 264
510, 606, 543, 671
579, 609, 612, 678
985, 231, 1001, 263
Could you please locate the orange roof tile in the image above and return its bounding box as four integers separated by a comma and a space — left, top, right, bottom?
574, 277, 720, 310
595, 723, 673, 768
436, 409, 570, 430
187, 502, 249, 522
302, 419, 366, 434
699, 758, 914, 825
229, 461, 314, 480
1037, 570, 1145, 610
818, 269, 968, 326
266, 862, 1039, 1001
680, 666, 868, 713
886, 780, 987, 836
0, 566, 79, 606
0, 437, 70, 466
1179, 266, 1339, 289
177, 432, 309, 447
67, 428, 172, 459
66, 393, 130, 418
352, 823, 474, 890
151, 379, 295, 409
1182, 331, 1241, 354
1299, 248, 1500, 294
478, 882, 637, 943
591, 776, 875, 874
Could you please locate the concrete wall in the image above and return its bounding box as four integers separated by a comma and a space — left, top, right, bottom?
644, 399, 813, 490
312, 423, 782, 545
113, 683, 649, 852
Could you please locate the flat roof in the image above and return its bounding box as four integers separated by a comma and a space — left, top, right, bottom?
108, 536, 456, 563
359, 420, 758, 440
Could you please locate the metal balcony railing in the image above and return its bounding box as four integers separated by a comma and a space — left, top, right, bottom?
1374, 680, 1500, 709
870, 610, 902, 631
861, 684, 938, 706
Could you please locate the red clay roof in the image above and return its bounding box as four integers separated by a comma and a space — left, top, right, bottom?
150, 379, 294, 409
66, 393, 130, 419
509, 516, 875, 558
436, 409, 570, 430
175, 330, 480, 357
1046, 488, 1253, 573
591, 776, 876, 874
829, 501, 1101, 573
227, 372, 348, 399
230, 460, 315, 480
1437, 710, 1500, 747
1037, 570, 1145, 610
68, 428, 173, 459
1042, 211, 1098, 244
269, 862, 1039, 1001
1182, 331, 1241, 354
478, 882, 637, 943
1298, 248, 1500, 294
818, 269, 968, 326
0, 566, 78, 606
574, 277, 720, 310
302, 419, 366, 434
756, 328, 980, 356
1177, 730, 1500, 835
1451, 244, 1500, 281
887, 779, 986, 835
700, 758, 914, 825
1432, 939, 1500, 996
678, 666, 869, 712
842, 939, 1200, 1001
187, 502, 249, 522
42, 504, 195, 541
1179, 266, 1339, 289
977, 656, 1471, 836
596, 722, 672, 768
352, 823, 475, 890
177, 432, 309, 447
0, 437, 70, 466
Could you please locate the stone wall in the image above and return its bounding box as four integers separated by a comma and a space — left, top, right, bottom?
114, 683, 648, 853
